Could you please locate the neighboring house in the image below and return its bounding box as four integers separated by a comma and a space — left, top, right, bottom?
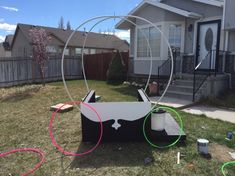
11, 23, 129, 57
116, 0, 235, 101
0, 35, 13, 57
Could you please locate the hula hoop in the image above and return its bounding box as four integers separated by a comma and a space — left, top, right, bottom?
0, 148, 45, 176
80, 16, 153, 92
48, 101, 103, 156
143, 106, 184, 148
221, 161, 235, 176
61, 15, 174, 111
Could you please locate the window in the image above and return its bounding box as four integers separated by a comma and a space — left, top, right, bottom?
75, 48, 82, 55
169, 24, 182, 49
137, 26, 161, 58
75, 48, 90, 55
137, 28, 148, 57
58, 48, 63, 53
90, 49, 96, 54
149, 27, 161, 57
46, 45, 57, 53
64, 48, 69, 55
83, 48, 89, 55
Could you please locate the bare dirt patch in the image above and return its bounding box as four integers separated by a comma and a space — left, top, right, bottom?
210, 143, 235, 162
0, 85, 57, 102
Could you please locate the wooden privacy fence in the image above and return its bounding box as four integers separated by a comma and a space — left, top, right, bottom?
0, 56, 82, 87
84, 52, 129, 80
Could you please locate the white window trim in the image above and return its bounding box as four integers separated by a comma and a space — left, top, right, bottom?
134, 21, 185, 61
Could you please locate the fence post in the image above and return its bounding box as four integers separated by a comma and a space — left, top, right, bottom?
31, 58, 35, 83
11, 59, 14, 86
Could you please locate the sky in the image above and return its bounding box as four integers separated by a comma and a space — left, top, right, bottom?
0, 0, 142, 42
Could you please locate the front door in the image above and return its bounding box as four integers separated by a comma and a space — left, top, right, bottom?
196, 20, 221, 70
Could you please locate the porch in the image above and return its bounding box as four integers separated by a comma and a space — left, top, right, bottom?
127, 50, 234, 102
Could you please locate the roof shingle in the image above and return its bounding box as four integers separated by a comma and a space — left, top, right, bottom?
17, 23, 129, 51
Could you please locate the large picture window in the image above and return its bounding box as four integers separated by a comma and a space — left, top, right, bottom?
137, 26, 161, 58
169, 24, 182, 49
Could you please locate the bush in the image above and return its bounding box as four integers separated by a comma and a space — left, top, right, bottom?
106, 51, 127, 84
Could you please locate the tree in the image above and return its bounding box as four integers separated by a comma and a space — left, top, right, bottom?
67, 21, 71, 30
107, 51, 127, 84
58, 16, 64, 29
29, 27, 51, 86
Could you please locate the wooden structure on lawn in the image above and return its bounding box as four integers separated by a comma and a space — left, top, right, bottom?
81, 89, 186, 143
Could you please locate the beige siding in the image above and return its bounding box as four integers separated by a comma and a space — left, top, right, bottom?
12, 31, 65, 57
0, 45, 6, 57
49, 35, 63, 46
5, 51, 11, 57
185, 18, 196, 54
228, 31, 235, 52
130, 26, 135, 56
11, 30, 31, 57
224, 0, 235, 30
135, 4, 185, 25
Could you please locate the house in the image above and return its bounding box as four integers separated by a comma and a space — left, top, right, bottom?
0, 35, 13, 57
116, 0, 235, 101
11, 23, 129, 57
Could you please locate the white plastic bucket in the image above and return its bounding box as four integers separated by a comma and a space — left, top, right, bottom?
197, 139, 209, 154
151, 109, 166, 131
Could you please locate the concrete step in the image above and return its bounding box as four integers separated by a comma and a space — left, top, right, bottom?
161, 76, 209, 101
175, 74, 209, 80
165, 84, 205, 101
168, 85, 193, 93
172, 80, 207, 88
165, 90, 193, 101
173, 80, 194, 87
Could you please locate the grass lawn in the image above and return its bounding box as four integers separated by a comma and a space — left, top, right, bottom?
0, 80, 234, 176
202, 90, 235, 109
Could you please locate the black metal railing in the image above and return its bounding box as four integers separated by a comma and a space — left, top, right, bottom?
193, 50, 230, 101
193, 50, 214, 101
157, 47, 180, 94
157, 58, 171, 95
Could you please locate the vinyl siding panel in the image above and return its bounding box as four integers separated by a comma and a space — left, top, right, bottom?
224, 0, 235, 30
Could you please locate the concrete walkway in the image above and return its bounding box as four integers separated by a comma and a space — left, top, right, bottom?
150, 96, 193, 108
183, 105, 235, 124
150, 96, 235, 124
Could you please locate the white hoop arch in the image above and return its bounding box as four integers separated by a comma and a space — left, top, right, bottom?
61, 15, 174, 110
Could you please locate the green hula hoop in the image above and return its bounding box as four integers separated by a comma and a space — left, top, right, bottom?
221, 161, 235, 176
143, 106, 184, 148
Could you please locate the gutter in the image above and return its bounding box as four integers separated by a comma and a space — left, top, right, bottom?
189, 12, 203, 19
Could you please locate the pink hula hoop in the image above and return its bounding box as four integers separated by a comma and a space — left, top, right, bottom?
48, 101, 103, 156
0, 148, 45, 176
